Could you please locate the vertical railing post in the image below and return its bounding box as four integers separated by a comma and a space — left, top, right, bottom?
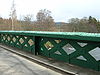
0, 33, 1, 43
35, 36, 41, 55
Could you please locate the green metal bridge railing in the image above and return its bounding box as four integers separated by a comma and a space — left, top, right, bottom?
0, 31, 100, 71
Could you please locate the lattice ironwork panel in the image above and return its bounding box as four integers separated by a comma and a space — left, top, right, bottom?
21, 36, 35, 53
68, 41, 100, 71
39, 37, 70, 62
39, 37, 100, 71
1, 34, 5, 43
1, 32, 100, 71
1, 34, 10, 44
0, 34, 35, 54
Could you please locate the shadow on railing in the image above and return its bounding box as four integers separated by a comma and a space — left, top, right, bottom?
0, 31, 100, 71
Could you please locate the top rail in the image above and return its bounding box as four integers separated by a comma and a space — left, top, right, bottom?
0, 31, 100, 42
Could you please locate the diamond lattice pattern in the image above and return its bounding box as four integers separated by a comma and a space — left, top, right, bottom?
19, 38, 24, 44
89, 47, 100, 61
28, 39, 34, 46
44, 41, 54, 50
77, 42, 87, 47
62, 43, 76, 55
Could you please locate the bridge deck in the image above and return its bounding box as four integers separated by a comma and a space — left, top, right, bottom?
0, 45, 100, 75
0, 47, 62, 75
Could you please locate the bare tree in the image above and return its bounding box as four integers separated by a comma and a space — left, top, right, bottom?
21, 14, 33, 31
68, 17, 98, 32
35, 9, 55, 31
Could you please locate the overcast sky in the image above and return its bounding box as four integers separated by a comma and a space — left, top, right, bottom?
0, 0, 100, 22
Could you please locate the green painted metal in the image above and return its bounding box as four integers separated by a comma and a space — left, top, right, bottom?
0, 31, 100, 71
0, 31, 100, 42
0, 33, 35, 54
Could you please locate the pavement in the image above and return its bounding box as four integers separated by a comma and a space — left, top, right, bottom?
0, 47, 63, 75
0, 45, 100, 75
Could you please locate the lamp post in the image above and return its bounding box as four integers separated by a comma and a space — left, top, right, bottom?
11, 0, 17, 31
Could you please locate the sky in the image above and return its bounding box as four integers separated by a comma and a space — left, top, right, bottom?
0, 0, 100, 22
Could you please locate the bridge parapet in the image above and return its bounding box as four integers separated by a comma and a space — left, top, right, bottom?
0, 31, 100, 71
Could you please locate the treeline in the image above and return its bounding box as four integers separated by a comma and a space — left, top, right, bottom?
68, 16, 100, 33
0, 9, 100, 33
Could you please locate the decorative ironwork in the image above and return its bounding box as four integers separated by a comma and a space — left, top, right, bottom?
0, 31, 100, 71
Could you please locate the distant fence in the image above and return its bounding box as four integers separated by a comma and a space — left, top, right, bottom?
0, 31, 100, 71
